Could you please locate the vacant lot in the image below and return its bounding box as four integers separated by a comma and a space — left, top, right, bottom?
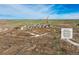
0, 19, 79, 55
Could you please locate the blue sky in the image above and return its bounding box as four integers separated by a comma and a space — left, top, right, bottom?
0, 4, 79, 19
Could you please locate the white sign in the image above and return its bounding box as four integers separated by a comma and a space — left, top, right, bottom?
61, 28, 73, 39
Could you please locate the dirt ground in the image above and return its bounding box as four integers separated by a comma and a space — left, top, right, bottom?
0, 28, 78, 55
0, 20, 79, 55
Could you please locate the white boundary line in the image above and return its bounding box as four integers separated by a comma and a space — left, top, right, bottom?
27, 31, 48, 37
63, 39, 79, 47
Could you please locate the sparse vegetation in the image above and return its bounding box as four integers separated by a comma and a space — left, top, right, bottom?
0, 19, 79, 55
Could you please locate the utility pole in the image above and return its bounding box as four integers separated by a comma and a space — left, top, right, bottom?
45, 15, 49, 24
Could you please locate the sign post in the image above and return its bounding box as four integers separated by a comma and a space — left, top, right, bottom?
61, 28, 79, 47
61, 28, 73, 40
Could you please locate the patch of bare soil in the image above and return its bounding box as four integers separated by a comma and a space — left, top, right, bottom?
0, 27, 79, 55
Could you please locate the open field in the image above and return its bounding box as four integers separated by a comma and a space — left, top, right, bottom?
6, 19, 79, 25
0, 19, 79, 55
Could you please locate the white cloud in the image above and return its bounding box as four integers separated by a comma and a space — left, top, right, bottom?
61, 13, 79, 19
0, 4, 79, 19
48, 13, 79, 19
8, 4, 55, 19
